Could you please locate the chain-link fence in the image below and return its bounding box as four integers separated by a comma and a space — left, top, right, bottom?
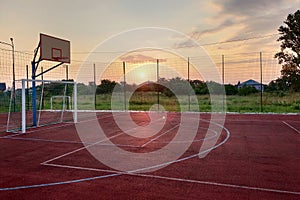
1, 47, 299, 114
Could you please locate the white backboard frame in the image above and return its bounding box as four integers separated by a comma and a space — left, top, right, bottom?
40, 33, 70, 63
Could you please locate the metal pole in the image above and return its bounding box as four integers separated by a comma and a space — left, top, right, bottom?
260, 52, 263, 112
94, 63, 96, 109
123, 62, 126, 111
73, 82, 77, 123
41, 66, 44, 81
222, 55, 225, 112
32, 60, 37, 126
41, 67, 44, 110
26, 65, 29, 110
31, 42, 40, 127
10, 38, 16, 112
188, 57, 190, 111
65, 64, 69, 109
21, 79, 26, 133
157, 59, 159, 111
65, 65, 69, 80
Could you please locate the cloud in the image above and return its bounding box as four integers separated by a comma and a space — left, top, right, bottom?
212, 0, 300, 35
177, 0, 300, 53
214, 0, 285, 16
173, 39, 198, 49
190, 19, 236, 40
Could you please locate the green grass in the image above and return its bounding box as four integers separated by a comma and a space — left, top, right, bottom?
1, 92, 300, 114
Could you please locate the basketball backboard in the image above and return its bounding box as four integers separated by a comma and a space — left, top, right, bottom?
40, 33, 70, 63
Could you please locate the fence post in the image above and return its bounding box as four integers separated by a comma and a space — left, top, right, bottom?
31, 61, 37, 126
94, 63, 96, 109
123, 62, 126, 111
188, 57, 190, 111
26, 65, 29, 110
222, 55, 225, 112
260, 52, 263, 112
157, 59, 160, 111
22, 79, 26, 133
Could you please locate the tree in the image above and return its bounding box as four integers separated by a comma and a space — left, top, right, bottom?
238, 86, 259, 96
225, 84, 238, 95
275, 10, 300, 91
96, 79, 120, 94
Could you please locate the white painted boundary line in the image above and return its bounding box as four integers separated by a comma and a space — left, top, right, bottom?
0, 136, 141, 148
41, 113, 158, 164
44, 120, 230, 174
141, 124, 180, 147
3, 123, 74, 138
152, 127, 219, 144
3, 112, 116, 137
41, 132, 124, 165
0, 117, 230, 191
42, 163, 300, 195
138, 173, 300, 195
225, 119, 300, 123
282, 121, 300, 134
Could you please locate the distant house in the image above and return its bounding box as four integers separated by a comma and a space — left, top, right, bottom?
237, 79, 265, 92
0, 83, 6, 92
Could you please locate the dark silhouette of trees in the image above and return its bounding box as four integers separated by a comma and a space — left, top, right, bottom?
96, 79, 120, 94
275, 10, 300, 91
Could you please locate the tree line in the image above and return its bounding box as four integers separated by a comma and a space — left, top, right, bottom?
93, 78, 262, 96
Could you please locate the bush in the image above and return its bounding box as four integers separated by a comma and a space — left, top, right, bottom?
225, 84, 238, 95
238, 86, 259, 96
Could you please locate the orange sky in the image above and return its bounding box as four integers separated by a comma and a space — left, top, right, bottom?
1, 0, 299, 86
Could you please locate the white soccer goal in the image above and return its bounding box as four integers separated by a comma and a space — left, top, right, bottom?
6, 79, 77, 133
50, 96, 72, 110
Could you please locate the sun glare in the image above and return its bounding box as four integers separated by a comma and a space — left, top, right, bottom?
139, 71, 145, 79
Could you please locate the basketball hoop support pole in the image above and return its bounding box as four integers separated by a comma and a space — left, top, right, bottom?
31, 60, 64, 126
31, 60, 37, 126
31, 33, 70, 127
35, 62, 64, 78
31, 43, 40, 126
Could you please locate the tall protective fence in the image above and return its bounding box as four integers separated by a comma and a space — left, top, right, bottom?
2, 47, 299, 114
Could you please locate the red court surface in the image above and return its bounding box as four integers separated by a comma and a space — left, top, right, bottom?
0, 112, 299, 199
0, 113, 7, 133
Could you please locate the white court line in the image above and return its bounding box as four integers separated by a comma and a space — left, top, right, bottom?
282, 121, 300, 134
41, 132, 124, 165
119, 116, 165, 133
41, 114, 156, 164
4, 123, 74, 138
225, 119, 300, 123
43, 123, 230, 175
13, 117, 228, 191
42, 163, 300, 195
141, 124, 180, 147
152, 127, 219, 144
0, 136, 140, 148
3, 112, 117, 138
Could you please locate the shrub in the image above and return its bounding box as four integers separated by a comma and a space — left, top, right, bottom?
238, 86, 259, 96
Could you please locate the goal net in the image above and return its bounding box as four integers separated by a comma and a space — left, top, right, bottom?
6, 79, 77, 133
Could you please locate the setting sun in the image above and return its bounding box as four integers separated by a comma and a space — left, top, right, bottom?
139, 71, 145, 79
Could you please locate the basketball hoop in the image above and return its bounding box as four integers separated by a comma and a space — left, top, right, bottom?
31, 33, 71, 127
52, 56, 69, 62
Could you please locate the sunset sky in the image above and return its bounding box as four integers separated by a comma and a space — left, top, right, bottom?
1, 0, 300, 85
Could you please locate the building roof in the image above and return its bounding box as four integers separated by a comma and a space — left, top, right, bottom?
239, 79, 260, 86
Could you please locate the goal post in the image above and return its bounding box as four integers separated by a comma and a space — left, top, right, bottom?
7, 79, 77, 133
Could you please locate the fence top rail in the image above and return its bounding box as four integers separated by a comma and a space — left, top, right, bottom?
19, 79, 76, 84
